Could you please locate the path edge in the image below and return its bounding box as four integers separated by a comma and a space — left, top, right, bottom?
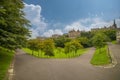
4, 52, 15, 80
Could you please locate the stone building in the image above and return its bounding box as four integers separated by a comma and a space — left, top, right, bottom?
52, 34, 61, 38
68, 29, 80, 38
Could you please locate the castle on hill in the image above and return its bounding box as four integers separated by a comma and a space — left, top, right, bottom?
91, 20, 120, 43
91, 20, 118, 31
51, 20, 120, 43
68, 29, 80, 38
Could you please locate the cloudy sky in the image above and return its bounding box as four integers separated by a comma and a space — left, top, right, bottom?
23, 0, 120, 38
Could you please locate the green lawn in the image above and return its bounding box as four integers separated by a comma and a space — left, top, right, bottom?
0, 47, 14, 80
90, 46, 111, 65
112, 40, 117, 44
23, 48, 88, 58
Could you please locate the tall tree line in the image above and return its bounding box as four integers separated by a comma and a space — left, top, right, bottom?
0, 0, 30, 50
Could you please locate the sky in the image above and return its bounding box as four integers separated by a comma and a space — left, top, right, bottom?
23, 0, 120, 38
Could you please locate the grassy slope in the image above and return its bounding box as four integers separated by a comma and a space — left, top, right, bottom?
23, 48, 88, 58
90, 46, 111, 65
0, 47, 14, 80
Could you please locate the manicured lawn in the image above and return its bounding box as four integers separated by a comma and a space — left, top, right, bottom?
23, 48, 88, 58
90, 46, 111, 65
0, 47, 14, 80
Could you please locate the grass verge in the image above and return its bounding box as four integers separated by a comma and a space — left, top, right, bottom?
0, 47, 14, 80
23, 48, 88, 58
111, 40, 117, 44
90, 46, 111, 65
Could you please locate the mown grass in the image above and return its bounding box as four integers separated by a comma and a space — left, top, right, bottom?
0, 47, 14, 80
90, 46, 111, 65
23, 48, 88, 58
111, 40, 117, 44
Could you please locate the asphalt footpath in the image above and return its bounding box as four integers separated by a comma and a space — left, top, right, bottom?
13, 44, 120, 80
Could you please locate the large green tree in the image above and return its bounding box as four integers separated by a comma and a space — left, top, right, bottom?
53, 36, 71, 48
0, 0, 30, 50
103, 29, 116, 41
65, 40, 83, 54
92, 32, 109, 53
78, 37, 92, 48
43, 39, 55, 56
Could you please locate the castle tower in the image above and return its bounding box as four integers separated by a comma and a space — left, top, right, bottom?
113, 19, 117, 28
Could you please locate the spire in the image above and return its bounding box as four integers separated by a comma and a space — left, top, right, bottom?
113, 19, 116, 25
113, 19, 117, 28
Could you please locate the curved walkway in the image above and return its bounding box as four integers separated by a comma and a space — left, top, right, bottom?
13, 44, 120, 80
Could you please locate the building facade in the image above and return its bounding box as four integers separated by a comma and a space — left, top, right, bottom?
68, 29, 80, 38
52, 34, 61, 38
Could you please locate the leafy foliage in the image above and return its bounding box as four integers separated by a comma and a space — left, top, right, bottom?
65, 39, 83, 54
28, 39, 39, 55
92, 32, 109, 48
43, 39, 55, 56
53, 36, 71, 48
103, 29, 116, 41
78, 37, 92, 48
0, 0, 30, 50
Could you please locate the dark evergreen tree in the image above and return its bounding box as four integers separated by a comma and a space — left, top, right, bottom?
0, 0, 30, 50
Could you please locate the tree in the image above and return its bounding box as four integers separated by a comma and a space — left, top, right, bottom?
0, 0, 30, 50
43, 39, 55, 56
92, 32, 109, 53
80, 31, 94, 39
78, 37, 92, 48
65, 40, 83, 54
103, 29, 116, 41
53, 36, 71, 48
28, 39, 39, 55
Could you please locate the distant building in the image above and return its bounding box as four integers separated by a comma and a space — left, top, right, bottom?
91, 20, 118, 31
68, 29, 80, 38
36, 36, 47, 40
52, 34, 61, 38
91, 20, 120, 43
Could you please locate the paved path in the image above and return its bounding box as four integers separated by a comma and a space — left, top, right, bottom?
13, 44, 120, 80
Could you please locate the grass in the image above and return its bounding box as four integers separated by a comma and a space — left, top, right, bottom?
111, 40, 117, 44
23, 48, 88, 58
90, 46, 111, 65
0, 47, 14, 80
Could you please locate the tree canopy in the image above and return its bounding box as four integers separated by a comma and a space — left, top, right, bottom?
0, 0, 30, 50
92, 32, 109, 49
65, 39, 83, 54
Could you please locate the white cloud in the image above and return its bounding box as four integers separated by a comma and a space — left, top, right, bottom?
64, 17, 120, 32
65, 22, 85, 32
43, 29, 63, 37
23, 3, 47, 38
116, 19, 120, 28
23, 3, 120, 38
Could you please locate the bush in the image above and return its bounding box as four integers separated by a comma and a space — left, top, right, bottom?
43, 39, 55, 56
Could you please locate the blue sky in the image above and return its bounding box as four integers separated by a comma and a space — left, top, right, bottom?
23, 0, 120, 38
